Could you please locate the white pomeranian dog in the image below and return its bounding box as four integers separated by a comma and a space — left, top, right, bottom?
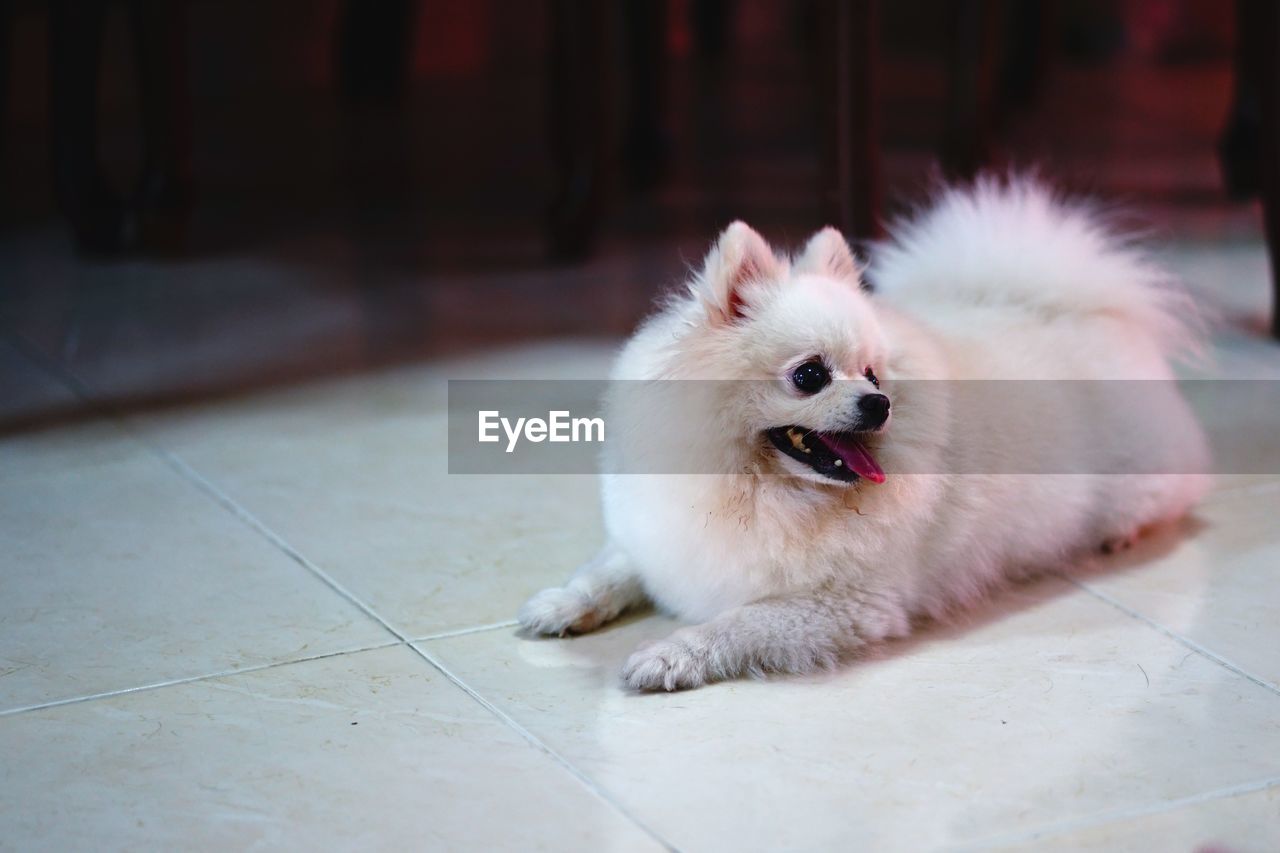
518, 177, 1210, 691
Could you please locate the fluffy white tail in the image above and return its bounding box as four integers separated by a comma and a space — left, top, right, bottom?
870, 175, 1205, 358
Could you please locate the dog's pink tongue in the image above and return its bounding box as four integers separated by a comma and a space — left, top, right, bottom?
818, 433, 886, 483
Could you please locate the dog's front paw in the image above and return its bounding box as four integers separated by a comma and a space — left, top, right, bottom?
518, 587, 606, 637
622, 636, 709, 692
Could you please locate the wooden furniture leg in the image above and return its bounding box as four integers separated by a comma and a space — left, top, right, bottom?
1252, 2, 1280, 338
48, 0, 131, 254
622, 0, 670, 192
547, 0, 608, 262
942, 0, 1001, 180
818, 0, 881, 246
130, 0, 192, 253
1235, 0, 1280, 337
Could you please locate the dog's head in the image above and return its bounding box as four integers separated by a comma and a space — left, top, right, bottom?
677, 222, 892, 486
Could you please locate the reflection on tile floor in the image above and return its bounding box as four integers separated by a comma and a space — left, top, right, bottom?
425, 577, 1280, 851
0, 645, 661, 852
2, 239, 1279, 849
0, 428, 392, 711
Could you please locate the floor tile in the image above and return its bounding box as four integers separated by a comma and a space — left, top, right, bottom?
1077, 485, 1280, 692
0, 645, 662, 851
1177, 325, 1280, 495
985, 780, 1280, 852
1190, 328, 1280, 381
124, 342, 617, 639
0, 414, 147, 486
0, 233, 659, 411
1, 254, 411, 407
1209, 475, 1280, 500
424, 578, 1280, 852
0, 431, 392, 711
0, 336, 83, 428
1159, 242, 1273, 332
0, 339, 138, 481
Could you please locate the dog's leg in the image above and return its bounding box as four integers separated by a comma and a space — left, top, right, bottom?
518, 541, 647, 636
621, 586, 909, 691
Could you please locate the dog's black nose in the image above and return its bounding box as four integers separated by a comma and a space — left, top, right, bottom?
857, 393, 891, 428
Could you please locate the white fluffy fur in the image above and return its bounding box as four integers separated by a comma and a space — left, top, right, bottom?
518, 177, 1210, 691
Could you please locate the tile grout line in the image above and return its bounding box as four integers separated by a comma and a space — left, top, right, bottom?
6, 328, 494, 649
171, 456, 677, 850
3, 331, 407, 643
169, 450, 677, 850
0, 619, 525, 719
153, 449, 411, 641
408, 640, 679, 853
1066, 577, 1280, 699
6, 332, 679, 851
957, 773, 1280, 850
0, 641, 404, 718
412, 620, 518, 642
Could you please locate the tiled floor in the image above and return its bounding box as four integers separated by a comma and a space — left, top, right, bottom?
2, 232, 1280, 850
4, 3, 1279, 844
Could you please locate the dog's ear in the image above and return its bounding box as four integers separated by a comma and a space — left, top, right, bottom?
697, 221, 781, 324
794, 227, 862, 285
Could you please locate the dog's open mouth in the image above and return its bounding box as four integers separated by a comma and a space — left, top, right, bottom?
765, 426, 886, 484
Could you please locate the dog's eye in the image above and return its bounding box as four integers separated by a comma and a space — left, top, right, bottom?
791, 360, 831, 394
864, 367, 880, 388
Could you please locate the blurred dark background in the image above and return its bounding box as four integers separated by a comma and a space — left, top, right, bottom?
0, 0, 1274, 427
